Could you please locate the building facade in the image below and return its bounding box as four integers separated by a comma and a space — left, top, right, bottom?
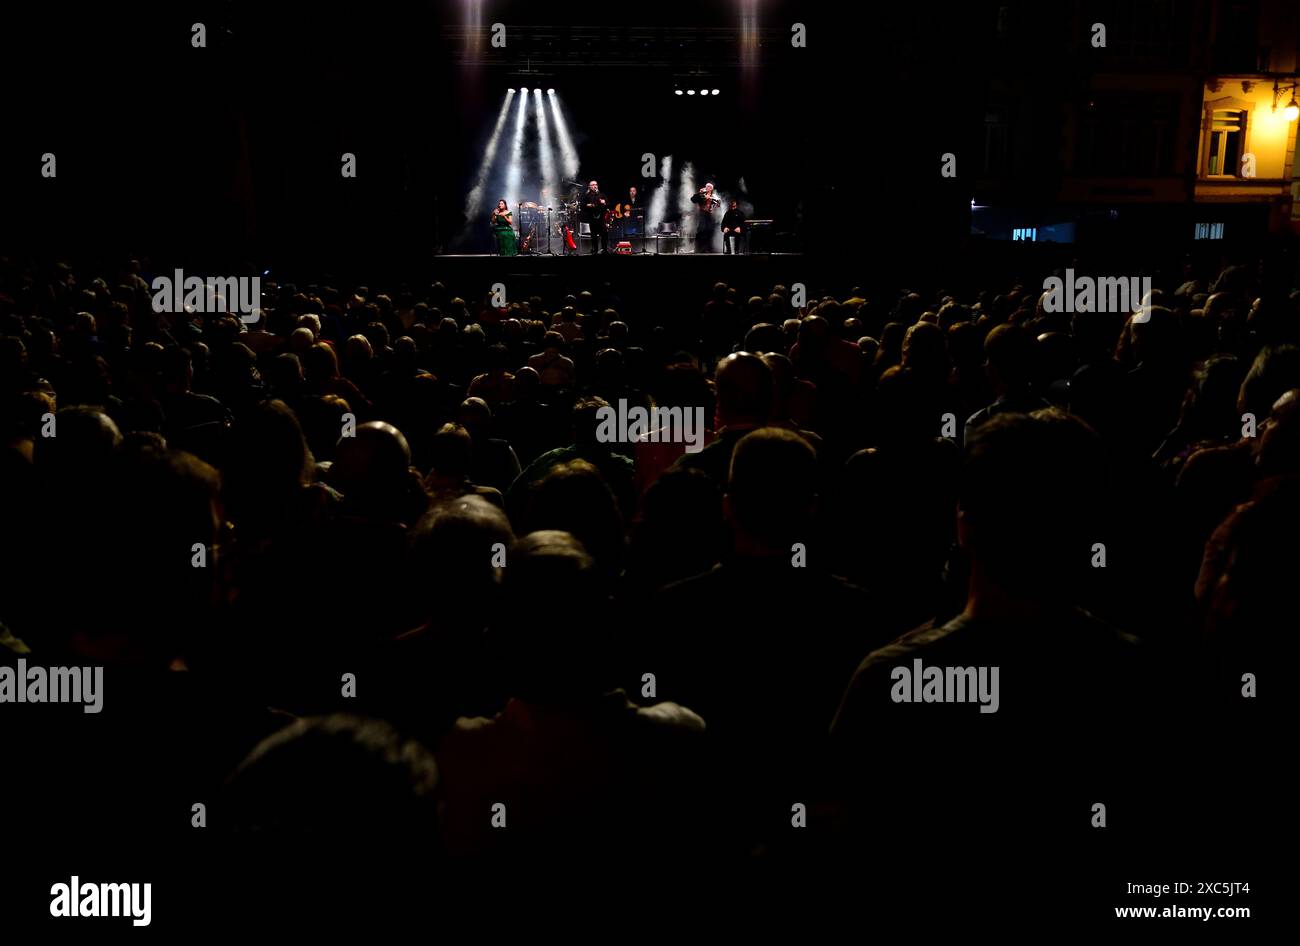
973, 0, 1299, 243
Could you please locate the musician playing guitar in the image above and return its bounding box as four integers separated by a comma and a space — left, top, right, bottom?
581, 180, 609, 254
612, 185, 640, 218
613, 185, 643, 241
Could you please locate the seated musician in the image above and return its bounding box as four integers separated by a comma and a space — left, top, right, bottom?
618, 186, 642, 236
721, 199, 746, 255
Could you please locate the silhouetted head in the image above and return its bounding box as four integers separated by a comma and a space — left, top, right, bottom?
726, 427, 818, 553
224, 715, 440, 835
1254, 388, 1300, 477
902, 321, 947, 378
759, 352, 797, 420
33, 406, 122, 483
959, 411, 1101, 602
715, 352, 773, 427
571, 396, 611, 445
457, 397, 492, 437
492, 530, 610, 708
303, 343, 341, 384
411, 493, 514, 607
332, 421, 412, 510
983, 323, 1035, 393
523, 459, 623, 578
1238, 344, 1300, 419
513, 365, 540, 397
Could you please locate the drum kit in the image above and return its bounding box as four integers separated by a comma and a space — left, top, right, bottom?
511, 181, 583, 255
513, 182, 644, 254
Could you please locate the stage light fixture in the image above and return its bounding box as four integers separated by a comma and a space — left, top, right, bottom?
699, 89, 708, 95
519, 87, 529, 94
547, 88, 555, 95
687, 89, 695, 95
712, 89, 720, 96
674, 89, 683, 95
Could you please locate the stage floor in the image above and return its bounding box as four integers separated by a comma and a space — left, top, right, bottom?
424, 250, 811, 300
435, 252, 802, 258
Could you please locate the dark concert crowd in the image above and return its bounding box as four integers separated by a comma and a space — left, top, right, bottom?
0, 253, 1291, 859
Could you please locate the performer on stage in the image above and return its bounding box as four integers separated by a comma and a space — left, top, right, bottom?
689, 182, 721, 252
690, 182, 720, 215
581, 180, 609, 254
721, 199, 746, 255
491, 199, 517, 256
617, 185, 643, 241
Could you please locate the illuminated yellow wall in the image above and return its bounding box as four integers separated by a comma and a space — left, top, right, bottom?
1197, 82, 1298, 181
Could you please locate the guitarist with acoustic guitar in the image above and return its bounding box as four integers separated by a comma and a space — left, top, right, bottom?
612, 186, 643, 242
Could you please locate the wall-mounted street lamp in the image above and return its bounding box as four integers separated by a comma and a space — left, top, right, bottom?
1272, 80, 1299, 122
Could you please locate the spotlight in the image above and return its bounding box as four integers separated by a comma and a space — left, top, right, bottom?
504, 90, 529, 208
687, 89, 696, 95
547, 88, 555, 95
711, 89, 720, 96
534, 89, 556, 208
547, 92, 579, 180
699, 89, 708, 95
519, 87, 529, 94
463, 92, 515, 224
674, 89, 683, 95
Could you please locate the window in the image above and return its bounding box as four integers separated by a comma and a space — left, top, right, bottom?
1076, 95, 1177, 176
1206, 109, 1245, 176
983, 107, 1011, 176
1012, 228, 1037, 241
995, 4, 1012, 39
1211, 0, 1261, 73
1193, 222, 1224, 240
1085, 0, 1192, 65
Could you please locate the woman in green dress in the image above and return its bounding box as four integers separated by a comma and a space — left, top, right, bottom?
491, 199, 517, 256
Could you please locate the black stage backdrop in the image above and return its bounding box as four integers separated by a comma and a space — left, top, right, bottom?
1, 1, 984, 270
